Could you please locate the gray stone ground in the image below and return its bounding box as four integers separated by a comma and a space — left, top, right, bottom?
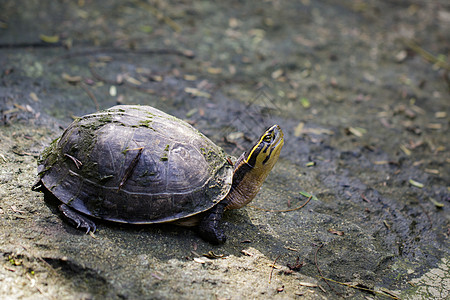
1, 1, 449, 299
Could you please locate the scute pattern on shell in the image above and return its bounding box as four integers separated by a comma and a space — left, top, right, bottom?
38, 105, 233, 224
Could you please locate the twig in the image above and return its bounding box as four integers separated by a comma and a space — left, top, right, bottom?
89, 65, 123, 85
64, 153, 83, 169
314, 243, 343, 297
402, 39, 450, 71
250, 195, 312, 212
118, 147, 144, 191
37, 257, 57, 276
318, 276, 400, 299
268, 254, 282, 283
80, 82, 100, 111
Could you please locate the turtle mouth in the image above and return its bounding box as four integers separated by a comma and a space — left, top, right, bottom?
269, 125, 284, 151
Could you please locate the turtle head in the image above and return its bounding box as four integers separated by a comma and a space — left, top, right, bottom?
225, 125, 284, 210
245, 124, 284, 171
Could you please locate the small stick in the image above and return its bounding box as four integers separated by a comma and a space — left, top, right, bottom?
318, 276, 400, 299
64, 153, 82, 169
314, 243, 343, 297
402, 39, 450, 71
118, 147, 144, 191
80, 82, 99, 111
89, 65, 123, 85
268, 254, 282, 283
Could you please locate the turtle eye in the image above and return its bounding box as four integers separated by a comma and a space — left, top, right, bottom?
263, 134, 272, 143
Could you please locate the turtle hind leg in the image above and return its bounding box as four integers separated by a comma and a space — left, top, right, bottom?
58, 204, 97, 234
198, 202, 227, 244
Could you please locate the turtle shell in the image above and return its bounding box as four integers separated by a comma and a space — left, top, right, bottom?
37, 105, 233, 224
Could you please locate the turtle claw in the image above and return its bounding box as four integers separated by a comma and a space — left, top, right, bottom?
58, 204, 97, 234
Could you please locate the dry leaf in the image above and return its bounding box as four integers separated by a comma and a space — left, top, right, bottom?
409, 179, 424, 188
294, 122, 304, 137
184, 87, 211, 98
183, 74, 197, 81
62, 73, 82, 84
124, 75, 141, 85
271, 69, 283, 79
109, 86, 117, 97
203, 251, 225, 259
429, 198, 444, 208
299, 282, 318, 287
346, 127, 366, 137
193, 257, 206, 264
40, 34, 59, 43
29, 92, 39, 102
328, 228, 345, 236
207, 67, 222, 75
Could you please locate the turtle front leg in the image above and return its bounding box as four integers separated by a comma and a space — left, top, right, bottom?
198, 202, 227, 244
59, 204, 97, 234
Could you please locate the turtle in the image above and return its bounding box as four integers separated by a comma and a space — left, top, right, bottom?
32, 105, 284, 244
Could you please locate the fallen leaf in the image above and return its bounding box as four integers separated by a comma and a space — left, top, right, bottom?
185, 108, 198, 118
271, 69, 284, 79
109, 86, 117, 97
435, 111, 447, 119
193, 257, 206, 264
39, 34, 59, 43
429, 198, 444, 208
305, 161, 316, 167
400, 144, 412, 156
424, 168, 439, 175
294, 122, 304, 137
346, 127, 366, 137
268, 263, 281, 269
409, 179, 424, 188
299, 282, 318, 287
300, 97, 311, 108
207, 67, 222, 75
62, 73, 82, 84
373, 160, 389, 165
427, 123, 442, 130
395, 50, 408, 62
124, 75, 141, 85
183, 74, 197, 81
328, 228, 344, 236
184, 87, 211, 98
302, 127, 334, 136
29, 92, 39, 102
203, 251, 225, 259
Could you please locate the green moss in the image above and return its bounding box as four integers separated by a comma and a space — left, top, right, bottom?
139, 118, 153, 128
199, 146, 229, 176
160, 144, 170, 161
38, 137, 60, 165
